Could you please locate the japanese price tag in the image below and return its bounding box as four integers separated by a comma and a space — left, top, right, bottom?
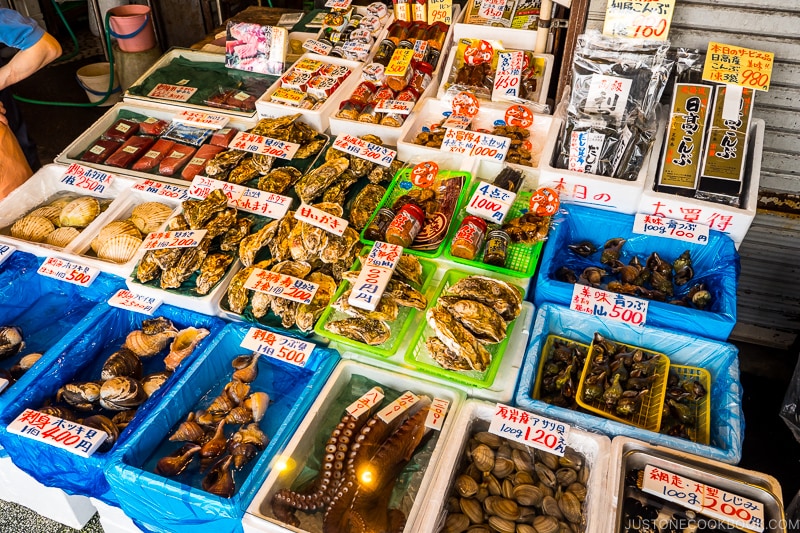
348, 241, 402, 311
642, 465, 766, 532
147, 83, 198, 102
0, 244, 17, 267
60, 163, 113, 193
346, 386, 385, 419
633, 213, 709, 245
441, 128, 510, 162
188, 176, 292, 219
412, 39, 428, 62
325, 0, 352, 9
173, 110, 230, 130
240, 327, 315, 368
332, 134, 396, 167
385, 48, 415, 78
602, 0, 675, 40
245, 268, 320, 305
141, 230, 207, 251
108, 289, 162, 315
295, 203, 349, 237
425, 397, 450, 431
479, 0, 507, 19
37, 257, 98, 287
466, 181, 517, 223
570, 285, 648, 326
374, 99, 415, 115
702, 42, 774, 92
229, 131, 301, 160
303, 39, 333, 55
584, 75, 632, 118
131, 180, 190, 201
377, 391, 420, 423
427, 0, 452, 24
8, 408, 108, 457
492, 51, 524, 101
441, 113, 472, 130
488, 403, 570, 456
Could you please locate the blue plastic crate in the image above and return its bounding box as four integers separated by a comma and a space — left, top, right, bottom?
532, 205, 739, 340
105, 323, 340, 533
514, 303, 743, 464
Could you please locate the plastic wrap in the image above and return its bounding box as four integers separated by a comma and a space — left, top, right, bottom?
105, 323, 340, 533
514, 303, 744, 464
780, 353, 800, 445
533, 204, 739, 340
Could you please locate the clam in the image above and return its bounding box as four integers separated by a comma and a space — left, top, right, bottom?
535, 463, 557, 489
97, 233, 142, 263
10, 215, 54, 242
99, 376, 147, 411
57, 381, 101, 410
492, 457, 514, 479
485, 474, 502, 496
455, 474, 479, 498
244, 391, 269, 423
164, 327, 210, 371
59, 196, 100, 228
101, 347, 142, 381
130, 202, 173, 235
513, 484, 543, 507
202, 455, 235, 498
444, 513, 470, 533
559, 451, 583, 471
17, 352, 42, 370
540, 495, 563, 520
81, 414, 119, 452
532, 516, 559, 533
472, 444, 495, 473
0, 326, 24, 360
567, 482, 587, 502
141, 371, 172, 397
486, 497, 519, 521
511, 449, 533, 474
459, 497, 484, 524
536, 449, 560, 471
38, 405, 75, 420
516, 524, 537, 533
517, 506, 537, 523
45, 226, 80, 247
91, 220, 141, 253
487, 516, 516, 533
557, 491, 582, 524
169, 412, 206, 444
111, 410, 136, 431
232, 353, 260, 383
125, 329, 177, 357
556, 468, 578, 488
156, 443, 201, 477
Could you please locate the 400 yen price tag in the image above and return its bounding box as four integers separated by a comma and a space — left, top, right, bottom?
141, 230, 207, 251
8, 408, 108, 457
240, 327, 315, 368
244, 268, 319, 305
38, 256, 98, 287
570, 284, 648, 326
60, 163, 114, 193
489, 403, 570, 456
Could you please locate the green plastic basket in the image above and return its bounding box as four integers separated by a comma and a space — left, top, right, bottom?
443, 183, 544, 278
661, 363, 712, 445
359, 168, 472, 259
403, 269, 524, 388
314, 248, 437, 357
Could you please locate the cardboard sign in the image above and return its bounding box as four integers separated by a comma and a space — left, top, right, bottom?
147, 83, 198, 102
108, 289, 162, 315
60, 163, 113, 194
173, 110, 230, 130
633, 213, 710, 245
603, 0, 675, 40
428, 0, 452, 24
346, 386, 385, 419
377, 391, 420, 423
229, 131, 301, 160
245, 268, 319, 305
295, 203, 349, 237
141, 230, 207, 251
492, 50, 524, 101
0, 244, 17, 267
332, 134, 396, 167
570, 284, 648, 326
488, 403, 570, 456
188, 176, 292, 219
37, 257, 98, 287
441, 128, 510, 162
425, 397, 450, 430
303, 39, 333, 55
466, 181, 517, 223
385, 48, 415, 77
131, 180, 190, 201
240, 327, 315, 368
8, 408, 108, 457
702, 42, 774, 91
585, 75, 632, 118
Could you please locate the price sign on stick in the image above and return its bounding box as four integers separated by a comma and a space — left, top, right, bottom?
603, 0, 675, 40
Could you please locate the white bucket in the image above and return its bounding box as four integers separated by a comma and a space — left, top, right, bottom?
76, 62, 122, 106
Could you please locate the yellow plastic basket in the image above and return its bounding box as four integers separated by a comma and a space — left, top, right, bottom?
532, 335, 590, 406
661, 364, 712, 445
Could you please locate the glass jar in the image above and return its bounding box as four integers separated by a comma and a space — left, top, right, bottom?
385, 203, 425, 247
408, 61, 433, 94
424, 22, 448, 69
450, 216, 488, 260
364, 207, 396, 241
483, 228, 510, 267
350, 81, 377, 107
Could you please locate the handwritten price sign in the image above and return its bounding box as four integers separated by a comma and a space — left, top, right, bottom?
0, 244, 17, 267
346, 386, 385, 419
492, 51, 524, 102
570, 285, 648, 326
377, 391, 420, 423
188, 176, 292, 219
702, 42, 774, 91
427, 0, 452, 24
8, 408, 108, 457
132, 180, 189, 201
302, 39, 333, 55
385, 48, 414, 78
147, 83, 198, 102
108, 288, 162, 315
60, 163, 113, 193
332, 134, 396, 167
240, 327, 315, 368
478, 0, 507, 19
295, 203, 349, 237
425, 397, 450, 431
603, 0, 675, 40
489, 403, 570, 456
466, 181, 517, 223
37, 257, 98, 287
441, 128, 510, 162
348, 241, 402, 312
244, 268, 320, 305
633, 213, 709, 245
173, 110, 230, 130
229, 131, 301, 160
374, 99, 415, 115
141, 230, 206, 251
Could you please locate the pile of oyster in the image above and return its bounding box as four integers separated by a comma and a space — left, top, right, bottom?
659, 369, 707, 442
36, 317, 208, 452
90, 201, 173, 264
8, 194, 110, 247
537, 337, 589, 410
156, 353, 269, 499
441, 431, 589, 533
0, 325, 41, 389
425, 276, 522, 372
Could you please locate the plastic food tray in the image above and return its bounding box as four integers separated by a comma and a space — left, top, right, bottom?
664, 363, 712, 446
404, 269, 524, 388
532, 334, 590, 402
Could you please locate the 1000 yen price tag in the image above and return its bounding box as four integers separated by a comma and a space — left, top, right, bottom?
108, 289, 162, 315
0, 244, 16, 267
633, 213, 709, 245
466, 181, 516, 223
147, 83, 197, 102
332, 134, 396, 167
141, 230, 207, 251
346, 386, 385, 419
489, 403, 570, 456
61, 163, 113, 193
240, 327, 315, 368
441, 128, 510, 162
377, 391, 419, 423
570, 284, 648, 326
244, 268, 319, 305
425, 397, 450, 430
8, 408, 107, 457
37, 257, 98, 287
229, 131, 301, 160
295, 203, 349, 236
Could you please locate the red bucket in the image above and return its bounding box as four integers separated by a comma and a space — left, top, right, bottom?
108, 5, 156, 53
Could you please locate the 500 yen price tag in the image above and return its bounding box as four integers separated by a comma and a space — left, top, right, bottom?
346, 386, 385, 419
240, 327, 315, 368
570, 284, 648, 326
38, 257, 98, 287
61, 163, 113, 193
108, 289, 162, 315
8, 408, 107, 457
141, 230, 207, 251
489, 403, 570, 456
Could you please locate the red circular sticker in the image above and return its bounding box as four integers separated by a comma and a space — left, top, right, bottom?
529, 187, 560, 216
505, 104, 534, 128
522, 139, 533, 152
411, 161, 438, 188
452, 91, 480, 118
463, 40, 494, 66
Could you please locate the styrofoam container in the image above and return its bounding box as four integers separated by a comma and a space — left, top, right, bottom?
638, 119, 764, 249
453, 21, 540, 52
256, 53, 363, 132
242, 360, 464, 533
55, 101, 259, 186
414, 399, 611, 533
89, 497, 144, 533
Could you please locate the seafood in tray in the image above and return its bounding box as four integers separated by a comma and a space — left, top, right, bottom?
4, 193, 110, 248
411, 122, 538, 167
87, 201, 174, 264
0, 326, 40, 391
265, 58, 353, 110
534, 336, 590, 412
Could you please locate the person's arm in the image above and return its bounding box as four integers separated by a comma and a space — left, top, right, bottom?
0, 32, 61, 91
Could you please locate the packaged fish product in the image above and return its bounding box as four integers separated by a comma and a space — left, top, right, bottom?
105, 136, 156, 168
132, 138, 176, 172
159, 144, 197, 177
80, 139, 122, 164
102, 119, 139, 143
181, 144, 226, 181
138, 116, 170, 136
210, 127, 239, 148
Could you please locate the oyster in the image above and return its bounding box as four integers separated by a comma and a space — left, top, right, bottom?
10, 215, 54, 242
257, 166, 302, 194
59, 196, 100, 228
270, 296, 299, 329
101, 347, 142, 381
342, 272, 427, 310
445, 276, 522, 322
130, 202, 173, 234
295, 156, 350, 203
196, 253, 234, 295
288, 221, 311, 262
349, 184, 386, 230
426, 336, 472, 371
152, 247, 184, 270
227, 264, 258, 314
368, 157, 403, 184
45, 226, 80, 247
251, 114, 301, 137
228, 158, 261, 184
294, 137, 327, 159
320, 226, 359, 264
321, 170, 359, 205
251, 153, 275, 174
204, 208, 238, 238
141, 371, 172, 397
426, 306, 491, 372
136, 250, 162, 283
395, 253, 424, 286
99, 376, 147, 411
325, 317, 391, 345
167, 214, 190, 231
0, 326, 24, 360
348, 153, 374, 178
295, 272, 337, 332
439, 298, 507, 343
161, 237, 211, 289
220, 218, 254, 252
183, 189, 228, 230
269, 214, 296, 262
205, 150, 247, 179
333, 289, 399, 321
164, 327, 210, 371
239, 219, 278, 267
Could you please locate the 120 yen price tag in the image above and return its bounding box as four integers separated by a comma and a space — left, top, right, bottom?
570, 284, 648, 326
8, 408, 107, 457
489, 403, 570, 456
38, 256, 98, 287
240, 327, 315, 368
61, 163, 113, 193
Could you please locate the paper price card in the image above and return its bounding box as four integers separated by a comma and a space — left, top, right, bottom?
428, 0, 452, 24
633, 213, 709, 245
229, 131, 301, 160
38, 257, 98, 287
60, 163, 113, 193
642, 465, 766, 532
132, 180, 190, 201
147, 83, 198, 102
245, 268, 320, 305
8, 408, 107, 457
492, 51, 524, 101
466, 181, 517, 223
240, 327, 315, 368
108, 289, 162, 315
364, 241, 403, 270
173, 110, 230, 130
188, 176, 292, 219
332, 134, 397, 167
489, 403, 570, 456
346, 386, 385, 419
425, 397, 450, 430
479, 0, 507, 19
325, 0, 352, 9
377, 391, 420, 423
0, 244, 16, 267
385, 48, 415, 78
348, 264, 393, 311
374, 99, 415, 114
141, 230, 207, 251
702, 42, 774, 91
441, 114, 472, 130
603, 0, 675, 40
441, 128, 510, 163
570, 284, 648, 326
303, 39, 333, 55
295, 203, 349, 236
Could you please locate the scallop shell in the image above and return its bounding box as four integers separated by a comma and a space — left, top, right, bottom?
45, 226, 80, 247
47, 193, 80, 211
28, 204, 63, 226
10, 215, 55, 242
59, 197, 100, 228
97, 233, 143, 263
91, 220, 142, 253
130, 202, 173, 234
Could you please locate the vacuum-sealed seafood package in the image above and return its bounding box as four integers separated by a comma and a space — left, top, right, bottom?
80, 139, 122, 164
181, 144, 226, 181
105, 136, 156, 169
132, 139, 176, 172
159, 144, 197, 177
102, 119, 139, 143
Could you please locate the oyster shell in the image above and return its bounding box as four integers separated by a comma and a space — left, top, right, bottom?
295, 272, 336, 332
91, 220, 141, 253
395, 254, 423, 286
205, 150, 247, 178
101, 347, 142, 381
349, 184, 386, 230
220, 217, 254, 252
99, 376, 147, 411
183, 189, 228, 230
164, 327, 210, 371
426, 306, 491, 372
152, 247, 184, 270
239, 219, 278, 267
445, 276, 522, 322
125, 328, 177, 357
438, 298, 507, 343
251, 153, 275, 174
333, 289, 399, 321
321, 169, 359, 205
10, 215, 55, 242
161, 237, 211, 289
320, 226, 359, 265
59, 196, 100, 228
251, 114, 301, 137
294, 137, 327, 159
129, 202, 173, 235
167, 214, 190, 231
45, 226, 80, 247
426, 336, 472, 371
97, 233, 142, 263
270, 296, 299, 329
204, 208, 238, 238
295, 156, 350, 204
228, 158, 261, 184
136, 250, 161, 283
269, 214, 296, 262
324, 317, 390, 345
141, 371, 172, 397
196, 253, 234, 295
288, 220, 310, 262
227, 264, 257, 314
0, 326, 24, 360
257, 166, 302, 194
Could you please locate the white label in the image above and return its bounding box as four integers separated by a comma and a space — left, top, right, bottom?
37, 257, 98, 287
377, 391, 419, 423
441, 128, 510, 162
108, 288, 162, 315
568, 131, 605, 173
244, 268, 319, 305
412, 39, 428, 62
722, 83, 744, 122
140, 230, 207, 251
303, 39, 333, 55
342, 41, 371, 58
425, 397, 450, 430
123, 145, 138, 154
240, 327, 315, 368
488, 403, 570, 456
465, 181, 517, 224
188, 176, 293, 219
570, 284, 648, 326
632, 213, 710, 245
374, 100, 415, 115
131, 180, 190, 201
0, 244, 17, 267
642, 465, 766, 532
229, 132, 301, 160
173, 110, 230, 130
348, 264, 393, 311
325, 0, 352, 8
492, 51, 524, 102
363, 241, 403, 270
116, 123, 131, 133
479, 0, 507, 19
295, 203, 349, 237
8, 408, 107, 457
584, 75, 632, 118
147, 83, 198, 102
60, 163, 113, 194
441, 114, 472, 130
144, 150, 160, 159
332, 134, 396, 167
346, 386, 385, 419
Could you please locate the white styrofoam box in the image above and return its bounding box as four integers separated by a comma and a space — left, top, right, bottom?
55, 101, 258, 186
397, 96, 553, 165
638, 119, 764, 248
453, 21, 539, 51
89, 498, 144, 533
538, 116, 665, 215
413, 399, 612, 533
256, 53, 364, 132
286, 31, 317, 65
242, 360, 464, 533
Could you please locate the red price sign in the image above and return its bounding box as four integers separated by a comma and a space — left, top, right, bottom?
8, 408, 108, 457
240, 327, 315, 368
451, 91, 480, 117
37, 256, 99, 287
505, 104, 534, 128
570, 285, 648, 326
529, 187, 560, 216
410, 161, 438, 188
488, 403, 570, 456
346, 386, 385, 419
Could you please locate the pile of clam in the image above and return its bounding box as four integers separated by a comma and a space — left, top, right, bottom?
9, 194, 109, 247
441, 431, 589, 533
0, 325, 42, 390
90, 201, 173, 263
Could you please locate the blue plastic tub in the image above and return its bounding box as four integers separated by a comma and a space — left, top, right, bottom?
532, 204, 739, 340
514, 303, 743, 464
0, 302, 224, 503
105, 322, 340, 533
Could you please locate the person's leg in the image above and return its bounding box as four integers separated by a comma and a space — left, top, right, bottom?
0, 88, 40, 172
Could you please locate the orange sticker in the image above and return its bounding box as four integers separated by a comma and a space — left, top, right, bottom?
452, 92, 480, 118
529, 187, 560, 216
505, 105, 533, 128
463, 40, 494, 66
411, 161, 438, 188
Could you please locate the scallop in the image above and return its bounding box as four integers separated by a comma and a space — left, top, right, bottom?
59, 197, 100, 228
45, 226, 80, 247
10, 215, 55, 242
97, 233, 143, 263
91, 220, 141, 253
130, 202, 173, 235
28, 204, 63, 226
